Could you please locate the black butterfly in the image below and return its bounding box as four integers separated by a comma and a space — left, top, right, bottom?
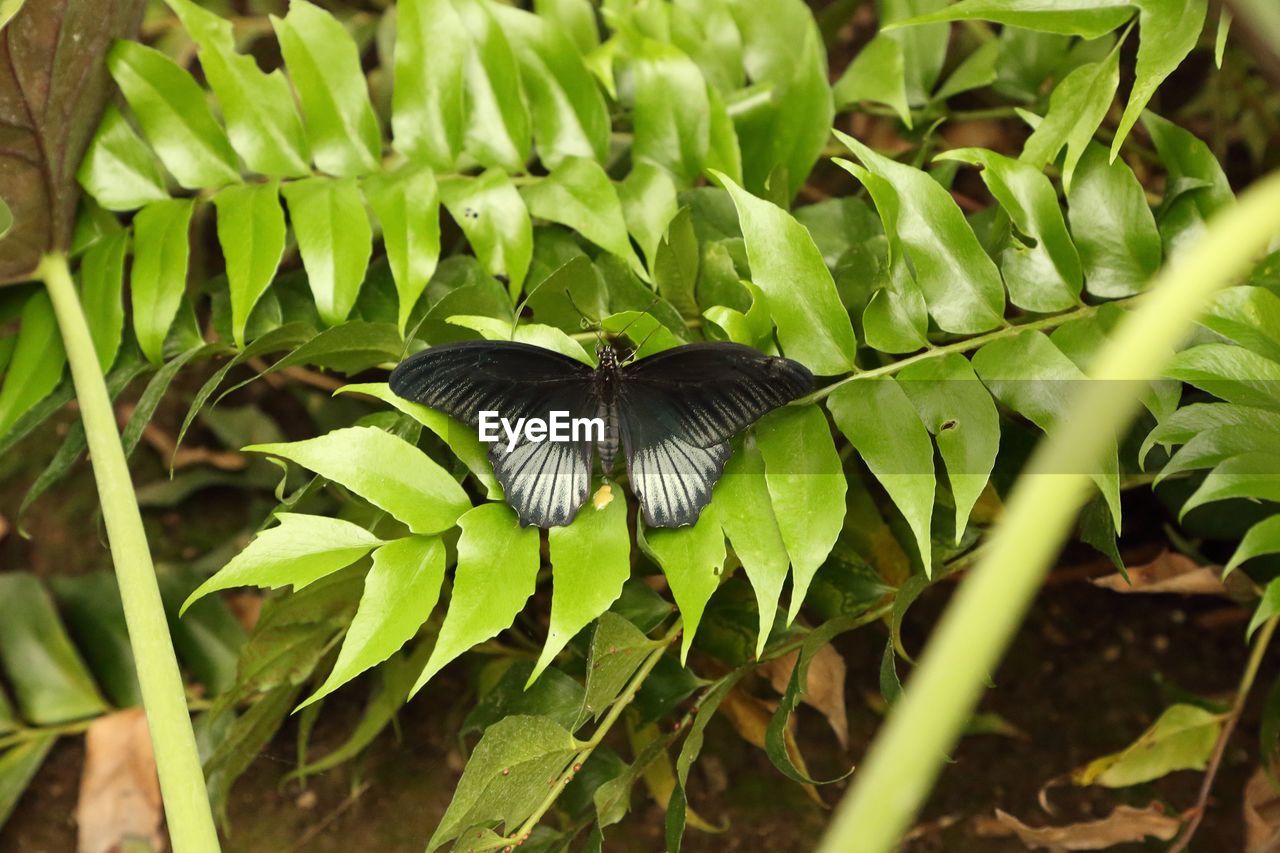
389, 339, 813, 528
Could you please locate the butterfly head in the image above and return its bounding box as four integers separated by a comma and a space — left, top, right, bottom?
596, 341, 620, 370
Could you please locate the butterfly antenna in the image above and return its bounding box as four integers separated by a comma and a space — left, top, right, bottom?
623, 321, 663, 363
396, 312, 432, 363
614, 293, 661, 340
564, 289, 604, 344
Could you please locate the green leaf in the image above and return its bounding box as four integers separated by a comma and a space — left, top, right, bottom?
1142, 402, 1280, 468
183, 514, 383, 612
643, 508, 727, 662
1111, 0, 1208, 161
0, 573, 107, 724
0, 291, 66, 437
653, 207, 700, 319
619, 163, 679, 273
79, 230, 127, 372
881, 0, 949, 103
717, 174, 857, 374
898, 354, 1001, 544
447, 315, 594, 364
130, 198, 193, 364
1200, 286, 1280, 365
428, 715, 581, 852
165, 0, 310, 177
49, 572, 142, 708
1157, 424, 1276, 483
533, 485, 631, 683
303, 534, 446, 707
155, 565, 247, 697
578, 613, 660, 725
364, 165, 442, 334
213, 180, 286, 347
281, 177, 373, 326
1073, 703, 1220, 787
75, 104, 169, 210
269, 320, 401, 375
1019, 45, 1120, 192
204, 685, 299, 820
456, 0, 532, 173
392, 0, 467, 169
629, 38, 713, 187
1165, 343, 1280, 410
973, 330, 1121, 531
1142, 111, 1234, 255
933, 38, 999, 101
829, 379, 936, 576
893, 1, 1134, 39
728, 0, 833, 200
1181, 452, 1280, 519
535, 0, 599, 54
106, 41, 240, 189
757, 405, 847, 622
939, 147, 1082, 312
415, 504, 539, 692
1254, 580, 1280, 641
441, 170, 533, 298
832, 35, 911, 127
0, 196, 10, 242
248, 426, 472, 535
490, 3, 609, 168
1067, 142, 1162, 298
522, 157, 647, 279
836, 131, 1004, 334
1228, 516, 1280, 577
338, 382, 500, 499
272, 0, 381, 177
712, 438, 789, 657
462, 662, 585, 738
0, 736, 57, 828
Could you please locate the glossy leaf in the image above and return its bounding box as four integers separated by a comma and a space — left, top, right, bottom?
213, 180, 286, 347
578, 613, 660, 724
619, 162, 679, 273
282, 177, 373, 326
898, 355, 1001, 543
881, 0, 949, 103
106, 41, 240, 189
973, 330, 1121, 530
644, 508, 727, 662
829, 379, 936, 577
441, 170, 533, 298
833, 35, 910, 126
364, 165, 442, 334
0, 291, 66, 437
1019, 46, 1120, 192
630, 38, 712, 187
1227, 516, 1280, 577
837, 131, 1004, 334
933, 39, 999, 101
392, 0, 466, 169
79, 230, 127, 371
893, 1, 1134, 39
130, 198, 193, 364
1200, 286, 1280, 365
939, 147, 1082, 312
757, 405, 847, 622
1165, 344, 1280, 410
415, 505, 539, 692
447, 315, 594, 365
303, 535, 446, 707
75, 104, 168, 210
718, 174, 857, 374
0, 573, 107, 724
456, 0, 532, 173
427, 715, 581, 852
1067, 142, 1162, 298
273, 0, 381, 176
182, 514, 383, 612
534, 485, 631, 682
522, 157, 647, 278
248, 426, 472, 535
166, 0, 310, 177
490, 3, 610, 168
1143, 111, 1234, 255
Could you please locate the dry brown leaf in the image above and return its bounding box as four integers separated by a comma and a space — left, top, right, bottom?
1091, 550, 1228, 596
758, 644, 849, 749
976, 805, 1179, 851
1244, 766, 1280, 852
0, 513, 9, 543
76, 708, 164, 853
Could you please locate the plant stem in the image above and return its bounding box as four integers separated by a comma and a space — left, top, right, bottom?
38, 253, 220, 852
1168, 613, 1280, 852
798, 297, 1136, 406
817, 170, 1280, 853
490, 618, 684, 849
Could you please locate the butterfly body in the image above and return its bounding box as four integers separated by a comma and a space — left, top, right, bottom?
389, 338, 812, 529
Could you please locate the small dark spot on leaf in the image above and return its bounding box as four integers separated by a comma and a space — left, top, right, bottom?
940, 419, 958, 431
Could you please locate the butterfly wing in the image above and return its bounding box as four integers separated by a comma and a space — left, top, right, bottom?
618, 343, 813, 527
389, 341, 599, 527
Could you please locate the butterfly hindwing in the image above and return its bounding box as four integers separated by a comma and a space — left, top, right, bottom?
390, 341, 598, 526
618, 343, 813, 527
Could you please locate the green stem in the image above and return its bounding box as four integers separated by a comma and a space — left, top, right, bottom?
817, 170, 1280, 853
38, 253, 220, 852
797, 297, 1134, 406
